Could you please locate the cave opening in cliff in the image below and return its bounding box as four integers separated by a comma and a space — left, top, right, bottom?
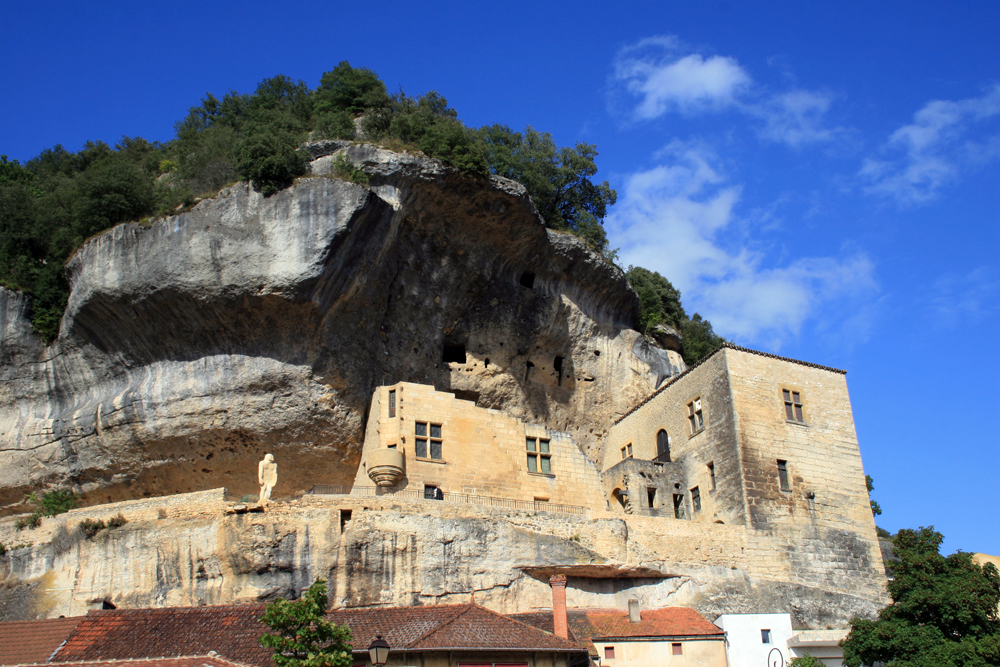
520, 271, 535, 288
442, 342, 467, 364
554, 355, 564, 385
525, 360, 534, 381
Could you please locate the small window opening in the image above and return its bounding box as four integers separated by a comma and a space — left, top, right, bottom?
424, 485, 443, 500
525, 360, 534, 381
526, 437, 552, 474
691, 486, 701, 512
388, 390, 396, 418
708, 462, 716, 490
339, 509, 352, 531
621, 443, 633, 459
553, 356, 564, 386
672, 643, 683, 655
647, 487, 657, 508
673, 494, 685, 519
688, 398, 704, 434
442, 342, 466, 364
387, 443, 396, 449
656, 429, 670, 462
778, 460, 791, 492
783, 389, 805, 422
484, 358, 490, 368
415, 422, 443, 460
761, 629, 772, 644
604, 647, 615, 660
520, 271, 536, 288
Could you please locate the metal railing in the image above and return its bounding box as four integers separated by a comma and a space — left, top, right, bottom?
308, 485, 588, 515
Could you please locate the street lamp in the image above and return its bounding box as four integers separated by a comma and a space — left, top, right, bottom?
368, 635, 391, 666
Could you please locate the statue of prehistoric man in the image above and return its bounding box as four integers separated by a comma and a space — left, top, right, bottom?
258, 453, 278, 505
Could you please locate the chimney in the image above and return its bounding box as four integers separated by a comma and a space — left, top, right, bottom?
628, 598, 641, 623
550, 575, 568, 639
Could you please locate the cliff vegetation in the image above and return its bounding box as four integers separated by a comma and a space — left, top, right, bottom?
1, 62, 720, 365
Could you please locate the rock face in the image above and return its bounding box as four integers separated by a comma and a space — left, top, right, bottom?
0, 145, 682, 512
0, 490, 881, 629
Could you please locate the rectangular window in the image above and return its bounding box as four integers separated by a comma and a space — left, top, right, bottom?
691, 486, 701, 512
415, 422, 443, 460
424, 485, 442, 500
647, 487, 657, 508
619, 443, 633, 459
672, 643, 683, 655
783, 389, 804, 422
673, 493, 685, 519
778, 460, 791, 492
526, 437, 552, 474
604, 647, 615, 660
708, 462, 716, 490
388, 390, 396, 418
688, 398, 704, 434
761, 629, 772, 644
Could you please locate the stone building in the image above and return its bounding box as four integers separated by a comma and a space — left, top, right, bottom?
352, 343, 886, 609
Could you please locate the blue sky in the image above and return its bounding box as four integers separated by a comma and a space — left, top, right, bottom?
2, 1, 998, 555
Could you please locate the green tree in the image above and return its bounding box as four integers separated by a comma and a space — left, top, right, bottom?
624, 266, 726, 365
314, 61, 389, 117
476, 124, 617, 253
842, 527, 1000, 667
866, 475, 882, 517
259, 579, 354, 667
789, 654, 824, 667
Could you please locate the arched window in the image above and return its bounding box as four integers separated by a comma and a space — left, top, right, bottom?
656, 429, 671, 462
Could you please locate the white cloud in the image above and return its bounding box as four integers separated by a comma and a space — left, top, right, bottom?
611, 36, 844, 147
745, 89, 844, 147
613, 36, 751, 117
929, 267, 1000, 327
607, 142, 877, 346
861, 84, 1000, 205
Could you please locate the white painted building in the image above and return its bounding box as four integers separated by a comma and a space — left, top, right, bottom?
716, 613, 848, 666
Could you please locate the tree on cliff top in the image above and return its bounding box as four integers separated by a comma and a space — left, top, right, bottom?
625, 266, 726, 365
841, 527, 1000, 667
259, 579, 354, 667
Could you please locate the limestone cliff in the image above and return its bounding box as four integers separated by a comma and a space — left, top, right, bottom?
0, 490, 881, 628
0, 145, 682, 513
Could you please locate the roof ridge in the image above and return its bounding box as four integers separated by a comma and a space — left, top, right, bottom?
496, 608, 581, 647
5, 655, 253, 667
404, 603, 474, 648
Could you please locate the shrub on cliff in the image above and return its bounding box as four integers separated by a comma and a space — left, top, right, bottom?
841, 527, 1000, 667
626, 266, 726, 365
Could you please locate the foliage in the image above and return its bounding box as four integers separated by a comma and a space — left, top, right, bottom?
866, 475, 882, 516
625, 266, 726, 365
2, 63, 619, 339
0, 543, 5, 556
107, 513, 127, 528
476, 124, 616, 253
789, 654, 824, 667
26, 489, 80, 516
259, 579, 353, 667
15, 513, 41, 530
331, 154, 369, 185
80, 518, 106, 538
842, 527, 1000, 667
876, 526, 893, 540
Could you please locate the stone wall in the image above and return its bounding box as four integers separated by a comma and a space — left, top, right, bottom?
352, 383, 606, 510
0, 488, 881, 628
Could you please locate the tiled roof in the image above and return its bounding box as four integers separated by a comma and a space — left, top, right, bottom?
0, 616, 84, 665
52, 603, 583, 666
326, 605, 581, 652
511, 608, 724, 641
9, 655, 253, 667
53, 606, 273, 666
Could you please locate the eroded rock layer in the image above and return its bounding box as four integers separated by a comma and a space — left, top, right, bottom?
0, 146, 681, 512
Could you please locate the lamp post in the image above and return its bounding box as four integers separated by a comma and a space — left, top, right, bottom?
368, 635, 391, 666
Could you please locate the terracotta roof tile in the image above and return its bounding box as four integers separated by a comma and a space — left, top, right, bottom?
51, 603, 584, 666
510, 608, 724, 641
9, 655, 253, 667
0, 616, 84, 665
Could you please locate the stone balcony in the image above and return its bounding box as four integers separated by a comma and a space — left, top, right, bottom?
366, 448, 405, 487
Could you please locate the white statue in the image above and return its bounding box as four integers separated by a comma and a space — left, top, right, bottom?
258, 453, 278, 505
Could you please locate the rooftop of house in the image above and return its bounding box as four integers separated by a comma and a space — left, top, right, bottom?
0, 616, 85, 666
5, 655, 253, 667
45, 603, 582, 666
510, 607, 724, 644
